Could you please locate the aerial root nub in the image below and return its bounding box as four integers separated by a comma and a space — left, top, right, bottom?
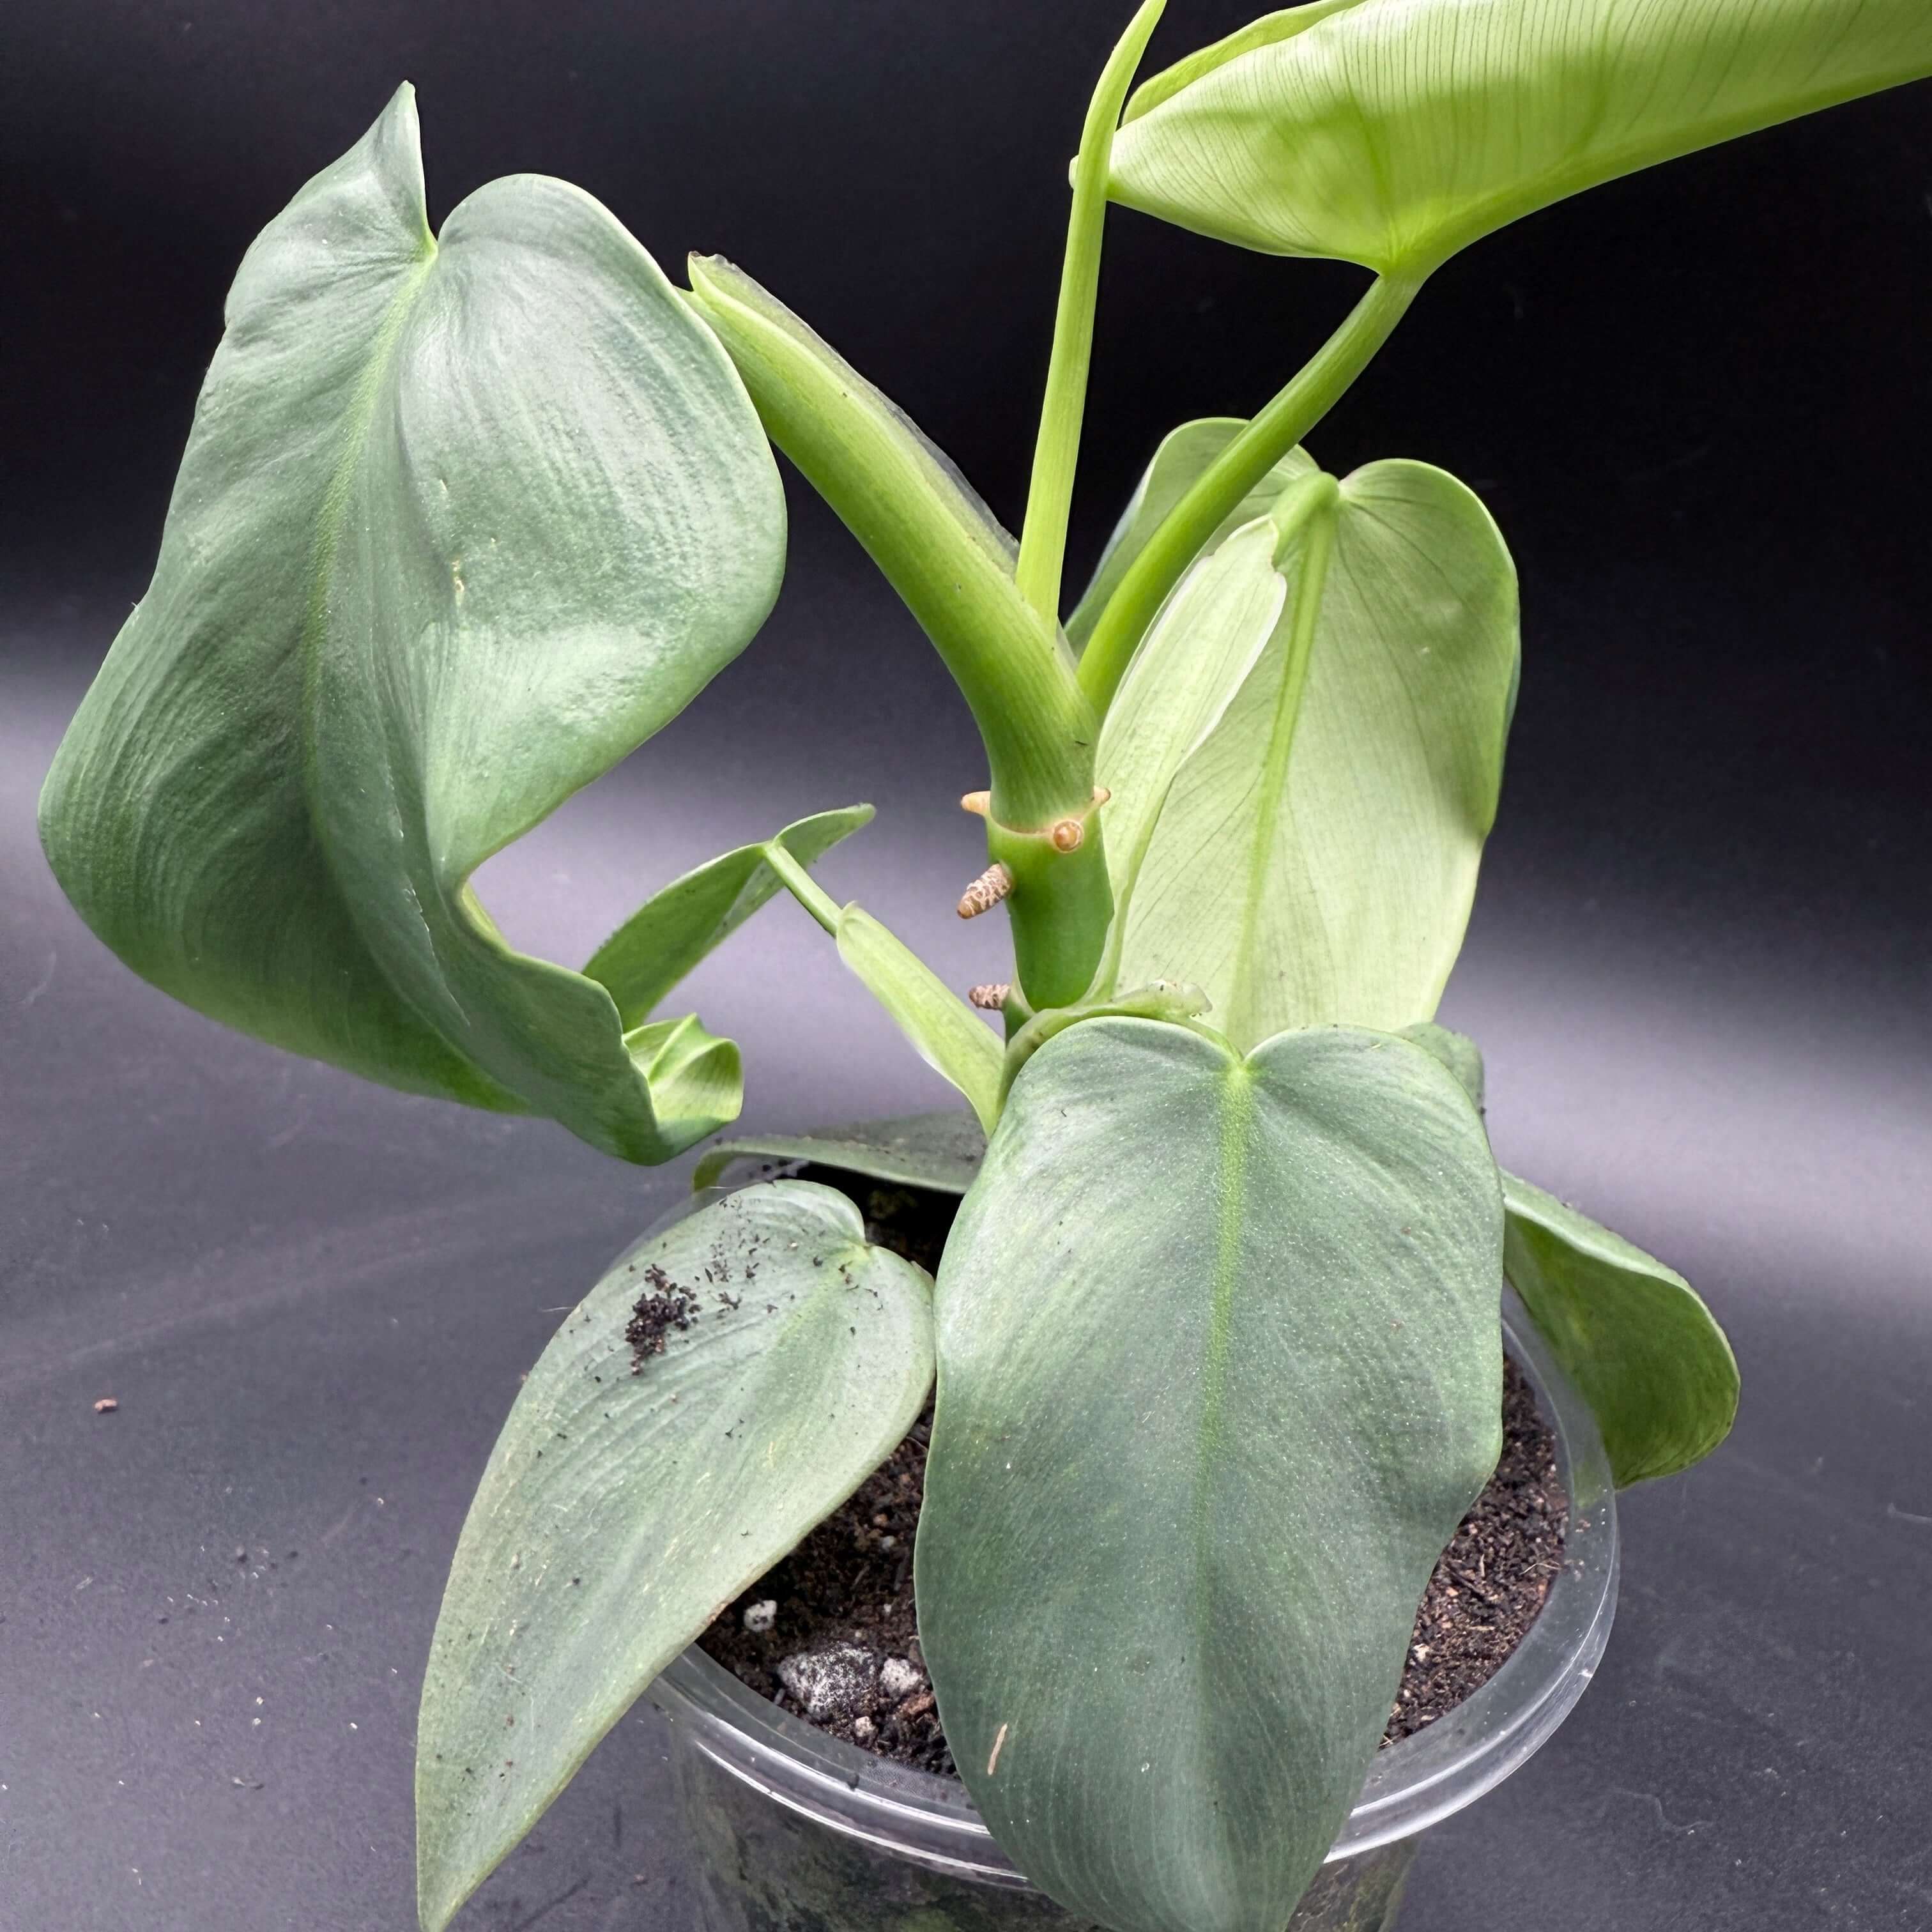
957, 864, 1015, 919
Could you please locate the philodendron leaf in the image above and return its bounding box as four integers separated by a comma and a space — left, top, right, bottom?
415, 1181, 933, 1932
917, 1018, 1503, 1932
1117, 460, 1517, 1043
1065, 418, 1314, 652
1504, 1174, 1738, 1487
1401, 1022, 1738, 1485
39, 88, 788, 1165
1110, 0, 1932, 274
691, 1109, 987, 1193
585, 806, 871, 1027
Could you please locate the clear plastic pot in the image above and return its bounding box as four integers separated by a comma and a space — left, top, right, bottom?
650, 1285, 1618, 1932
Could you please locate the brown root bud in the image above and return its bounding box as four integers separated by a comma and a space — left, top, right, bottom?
959, 790, 992, 817
967, 983, 1011, 1011
956, 863, 1014, 919
1049, 818, 1084, 852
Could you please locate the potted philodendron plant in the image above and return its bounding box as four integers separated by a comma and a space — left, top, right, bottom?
37, 1, 1931, 1927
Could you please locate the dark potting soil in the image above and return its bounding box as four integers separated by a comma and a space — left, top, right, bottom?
694, 1170, 1567, 1774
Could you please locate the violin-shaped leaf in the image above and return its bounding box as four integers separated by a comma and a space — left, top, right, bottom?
39, 88, 789, 1165
1110, 0, 1932, 273
415, 1181, 935, 1930
917, 1017, 1502, 1932
1065, 417, 1314, 652
1117, 459, 1517, 1043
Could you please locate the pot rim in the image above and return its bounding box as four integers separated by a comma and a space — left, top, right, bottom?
651, 1280, 1618, 1882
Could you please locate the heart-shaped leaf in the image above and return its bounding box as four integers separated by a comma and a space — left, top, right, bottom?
1117, 459, 1517, 1043
917, 1017, 1502, 1932
1503, 1173, 1738, 1486
1110, 0, 1932, 274
40, 88, 789, 1164
1066, 418, 1314, 652
1402, 1023, 1738, 1485
415, 1181, 934, 1931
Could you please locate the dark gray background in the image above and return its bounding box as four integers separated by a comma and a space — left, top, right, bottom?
4, 4, 1930, 1928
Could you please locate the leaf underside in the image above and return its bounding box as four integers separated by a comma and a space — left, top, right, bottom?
415, 1181, 934, 1931
40, 86, 796, 1163
917, 1018, 1503, 1932
1111, 0, 1932, 272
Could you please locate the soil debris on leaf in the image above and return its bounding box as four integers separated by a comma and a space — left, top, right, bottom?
625, 1263, 700, 1371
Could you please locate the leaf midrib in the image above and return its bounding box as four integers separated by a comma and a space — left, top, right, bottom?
296, 235, 440, 931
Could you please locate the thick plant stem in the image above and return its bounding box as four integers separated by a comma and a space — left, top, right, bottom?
1015, 0, 1167, 625
1077, 270, 1425, 712
684, 256, 1098, 834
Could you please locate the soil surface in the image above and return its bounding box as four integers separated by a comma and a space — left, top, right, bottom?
698, 1168, 1567, 1773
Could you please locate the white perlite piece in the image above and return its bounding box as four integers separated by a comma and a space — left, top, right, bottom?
878, 1656, 926, 1700
742, 1598, 778, 1634
776, 1644, 878, 1722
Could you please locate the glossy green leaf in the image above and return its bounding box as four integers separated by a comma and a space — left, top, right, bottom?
1504, 1172, 1738, 1486
38, 88, 788, 1165
835, 907, 1005, 1133
1399, 1022, 1738, 1485
416, 1181, 934, 1931
918, 1018, 1502, 1932
1111, 0, 1932, 273
1117, 459, 1517, 1043
1065, 418, 1314, 652
691, 1109, 987, 1195
584, 807, 871, 1027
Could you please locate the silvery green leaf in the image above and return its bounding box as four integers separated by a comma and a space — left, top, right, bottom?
416, 1181, 934, 1929
917, 1017, 1502, 1932
40, 88, 787, 1163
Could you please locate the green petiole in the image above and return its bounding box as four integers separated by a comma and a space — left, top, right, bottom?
1077, 270, 1425, 713
1014, 0, 1167, 629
